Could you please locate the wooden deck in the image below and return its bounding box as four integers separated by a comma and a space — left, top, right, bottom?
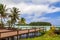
0, 27, 44, 39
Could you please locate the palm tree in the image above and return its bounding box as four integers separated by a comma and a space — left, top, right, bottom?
7, 20, 12, 28
9, 7, 20, 27
0, 4, 8, 27
18, 17, 26, 25
0, 21, 4, 27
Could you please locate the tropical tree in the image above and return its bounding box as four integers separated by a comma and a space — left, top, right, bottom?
0, 4, 8, 27
9, 7, 20, 27
0, 21, 4, 27
7, 20, 12, 28
18, 17, 26, 25
29, 22, 51, 26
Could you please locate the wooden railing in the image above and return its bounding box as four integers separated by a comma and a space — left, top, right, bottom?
0, 31, 17, 38
0, 27, 45, 38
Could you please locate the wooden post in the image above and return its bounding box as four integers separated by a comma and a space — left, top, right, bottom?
11, 36, 14, 40
26, 29, 29, 38
0, 33, 1, 40
38, 28, 40, 37
34, 27, 36, 37
17, 30, 19, 40
19, 35, 21, 39
26, 33, 28, 38
39, 28, 40, 32
32, 32, 35, 38
6, 37, 9, 40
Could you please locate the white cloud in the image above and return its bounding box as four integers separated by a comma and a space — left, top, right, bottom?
2, 0, 60, 4
48, 0, 60, 3
5, 2, 59, 15
16, 3, 60, 18
30, 17, 50, 22
0, 0, 60, 25
1, 0, 60, 15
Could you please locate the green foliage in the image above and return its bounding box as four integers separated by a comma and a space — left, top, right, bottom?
18, 17, 26, 25
0, 22, 4, 27
9, 7, 20, 23
17, 22, 51, 26
0, 4, 8, 27
8, 7, 20, 27
23, 31, 60, 40
23, 35, 60, 40
0, 4, 7, 17
22, 27, 60, 40
29, 22, 51, 26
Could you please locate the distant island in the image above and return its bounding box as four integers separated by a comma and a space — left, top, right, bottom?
17, 22, 52, 26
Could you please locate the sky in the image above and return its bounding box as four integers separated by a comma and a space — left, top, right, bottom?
0, 0, 60, 26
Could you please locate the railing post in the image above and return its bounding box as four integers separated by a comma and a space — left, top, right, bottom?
0, 32, 1, 38
38, 28, 41, 36
17, 30, 19, 40
7, 37, 9, 40
39, 28, 40, 32
34, 27, 36, 37
19, 34, 21, 39
11, 36, 14, 40
26, 29, 29, 38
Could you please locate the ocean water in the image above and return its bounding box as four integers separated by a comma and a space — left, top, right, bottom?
15, 26, 51, 31
5, 25, 60, 30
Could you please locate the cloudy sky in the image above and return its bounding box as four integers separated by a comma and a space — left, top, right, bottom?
0, 0, 60, 25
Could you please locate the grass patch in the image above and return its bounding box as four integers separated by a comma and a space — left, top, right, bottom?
23, 34, 60, 40
21, 30, 60, 40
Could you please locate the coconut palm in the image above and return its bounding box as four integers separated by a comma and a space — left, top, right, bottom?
9, 7, 20, 27
0, 4, 8, 27
7, 20, 12, 27
0, 21, 4, 27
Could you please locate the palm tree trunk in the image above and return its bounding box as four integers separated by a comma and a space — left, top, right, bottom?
3, 18, 6, 27
13, 22, 15, 28
0, 17, 2, 27
9, 23, 10, 27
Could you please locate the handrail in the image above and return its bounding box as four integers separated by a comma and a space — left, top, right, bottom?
0, 30, 17, 33
0, 26, 45, 33
0, 33, 1, 38
0, 28, 41, 33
